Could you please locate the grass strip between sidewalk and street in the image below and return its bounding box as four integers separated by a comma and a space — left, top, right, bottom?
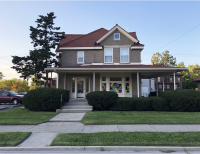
51, 132, 200, 146
0, 132, 31, 146
82, 111, 200, 125
0, 108, 58, 125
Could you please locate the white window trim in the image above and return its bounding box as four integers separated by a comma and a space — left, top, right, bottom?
120, 48, 129, 63
114, 33, 120, 40
77, 51, 84, 63
104, 48, 113, 63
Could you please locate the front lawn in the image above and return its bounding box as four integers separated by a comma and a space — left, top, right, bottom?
51, 132, 200, 146
82, 111, 200, 125
0, 132, 31, 146
0, 108, 58, 125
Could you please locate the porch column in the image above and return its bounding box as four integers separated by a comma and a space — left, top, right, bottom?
163, 76, 165, 92
174, 72, 176, 90
156, 77, 158, 96
64, 74, 66, 89
149, 79, 151, 94
137, 72, 139, 97
56, 73, 59, 88
93, 72, 95, 91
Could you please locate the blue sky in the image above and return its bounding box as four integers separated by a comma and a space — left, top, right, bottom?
0, 1, 200, 80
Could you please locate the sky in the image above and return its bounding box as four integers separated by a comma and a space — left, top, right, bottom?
0, 1, 200, 81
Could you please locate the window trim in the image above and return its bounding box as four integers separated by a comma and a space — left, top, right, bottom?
120, 48, 129, 63
114, 33, 120, 40
77, 51, 84, 63
104, 48, 113, 63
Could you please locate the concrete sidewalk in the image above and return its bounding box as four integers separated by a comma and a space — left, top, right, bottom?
1, 123, 200, 133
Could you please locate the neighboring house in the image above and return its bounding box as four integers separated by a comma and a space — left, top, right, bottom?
192, 77, 200, 91
154, 73, 183, 92
45, 24, 187, 99
141, 78, 155, 97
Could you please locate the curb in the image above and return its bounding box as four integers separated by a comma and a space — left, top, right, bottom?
0, 146, 200, 151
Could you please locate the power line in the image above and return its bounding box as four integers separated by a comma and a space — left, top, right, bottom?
145, 23, 200, 53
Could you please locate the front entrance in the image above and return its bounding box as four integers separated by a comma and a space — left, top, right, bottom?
71, 77, 90, 99
77, 78, 84, 98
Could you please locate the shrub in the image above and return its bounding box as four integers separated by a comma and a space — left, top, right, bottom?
112, 98, 135, 111
86, 91, 118, 110
134, 97, 152, 111
23, 88, 70, 111
151, 97, 170, 111
159, 90, 200, 112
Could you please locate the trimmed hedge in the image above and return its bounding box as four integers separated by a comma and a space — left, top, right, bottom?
23, 88, 70, 111
86, 91, 118, 110
151, 97, 170, 111
159, 90, 200, 112
113, 97, 168, 111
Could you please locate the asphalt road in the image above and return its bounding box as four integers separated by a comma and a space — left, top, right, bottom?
0, 104, 23, 112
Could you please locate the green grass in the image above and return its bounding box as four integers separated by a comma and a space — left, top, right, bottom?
82, 111, 200, 125
0, 108, 58, 125
0, 132, 31, 146
51, 132, 200, 146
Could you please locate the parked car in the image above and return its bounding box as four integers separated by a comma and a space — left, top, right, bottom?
0, 90, 23, 104
18, 92, 27, 96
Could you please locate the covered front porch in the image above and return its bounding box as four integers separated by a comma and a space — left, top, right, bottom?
45, 65, 188, 98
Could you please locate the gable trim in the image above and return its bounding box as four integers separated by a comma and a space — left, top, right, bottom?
59, 47, 102, 50
96, 26, 139, 44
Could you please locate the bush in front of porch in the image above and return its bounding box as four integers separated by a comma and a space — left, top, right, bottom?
86, 91, 118, 110
23, 88, 70, 111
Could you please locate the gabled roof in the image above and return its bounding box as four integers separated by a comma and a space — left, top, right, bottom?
192, 76, 200, 82
57, 25, 144, 52
96, 24, 139, 44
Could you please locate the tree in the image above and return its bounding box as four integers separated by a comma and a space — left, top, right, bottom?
12, 80, 29, 92
0, 72, 4, 80
29, 78, 44, 90
151, 50, 176, 66
177, 62, 200, 90
11, 12, 65, 87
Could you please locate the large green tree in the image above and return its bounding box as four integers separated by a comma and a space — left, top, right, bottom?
11, 12, 65, 87
177, 62, 200, 90
151, 50, 176, 66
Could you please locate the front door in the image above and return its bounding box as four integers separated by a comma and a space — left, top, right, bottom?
77, 78, 84, 98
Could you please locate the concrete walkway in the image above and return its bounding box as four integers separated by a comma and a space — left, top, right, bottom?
2, 123, 200, 133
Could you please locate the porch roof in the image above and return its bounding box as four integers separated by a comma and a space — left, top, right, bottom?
45, 65, 187, 79
192, 76, 200, 82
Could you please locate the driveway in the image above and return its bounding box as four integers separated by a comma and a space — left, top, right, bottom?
0, 103, 23, 112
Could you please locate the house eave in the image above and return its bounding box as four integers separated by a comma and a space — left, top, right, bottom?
131, 46, 144, 49
59, 47, 102, 50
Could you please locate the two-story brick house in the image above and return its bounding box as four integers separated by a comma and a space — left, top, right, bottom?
154, 73, 183, 92
45, 24, 187, 99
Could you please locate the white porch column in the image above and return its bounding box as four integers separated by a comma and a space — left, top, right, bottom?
75, 78, 77, 99
93, 72, 95, 91
137, 72, 139, 97
56, 73, 59, 88
163, 76, 165, 92
174, 72, 176, 90
156, 78, 158, 96
64, 74, 66, 89
149, 79, 151, 94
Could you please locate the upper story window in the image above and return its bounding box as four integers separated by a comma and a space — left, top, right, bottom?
114, 33, 120, 40
120, 48, 129, 63
170, 77, 173, 82
104, 48, 113, 63
77, 51, 84, 63
178, 77, 181, 82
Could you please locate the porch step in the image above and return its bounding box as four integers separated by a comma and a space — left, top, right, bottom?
62, 106, 93, 109
56, 109, 92, 113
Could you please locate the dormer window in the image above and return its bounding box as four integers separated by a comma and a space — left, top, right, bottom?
114, 33, 120, 40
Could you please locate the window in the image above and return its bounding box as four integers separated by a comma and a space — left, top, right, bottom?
110, 77, 122, 81
114, 33, 120, 40
164, 76, 169, 82
102, 77, 107, 91
86, 78, 89, 93
175, 85, 178, 90
170, 77, 173, 82
157, 77, 160, 82
104, 48, 113, 63
77, 51, 84, 63
72, 78, 75, 93
120, 48, 129, 63
178, 77, 181, 82
159, 84, 162, 89
2, 92, 9, 96
164, 84, 166, 89
167, 84, 170, 89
